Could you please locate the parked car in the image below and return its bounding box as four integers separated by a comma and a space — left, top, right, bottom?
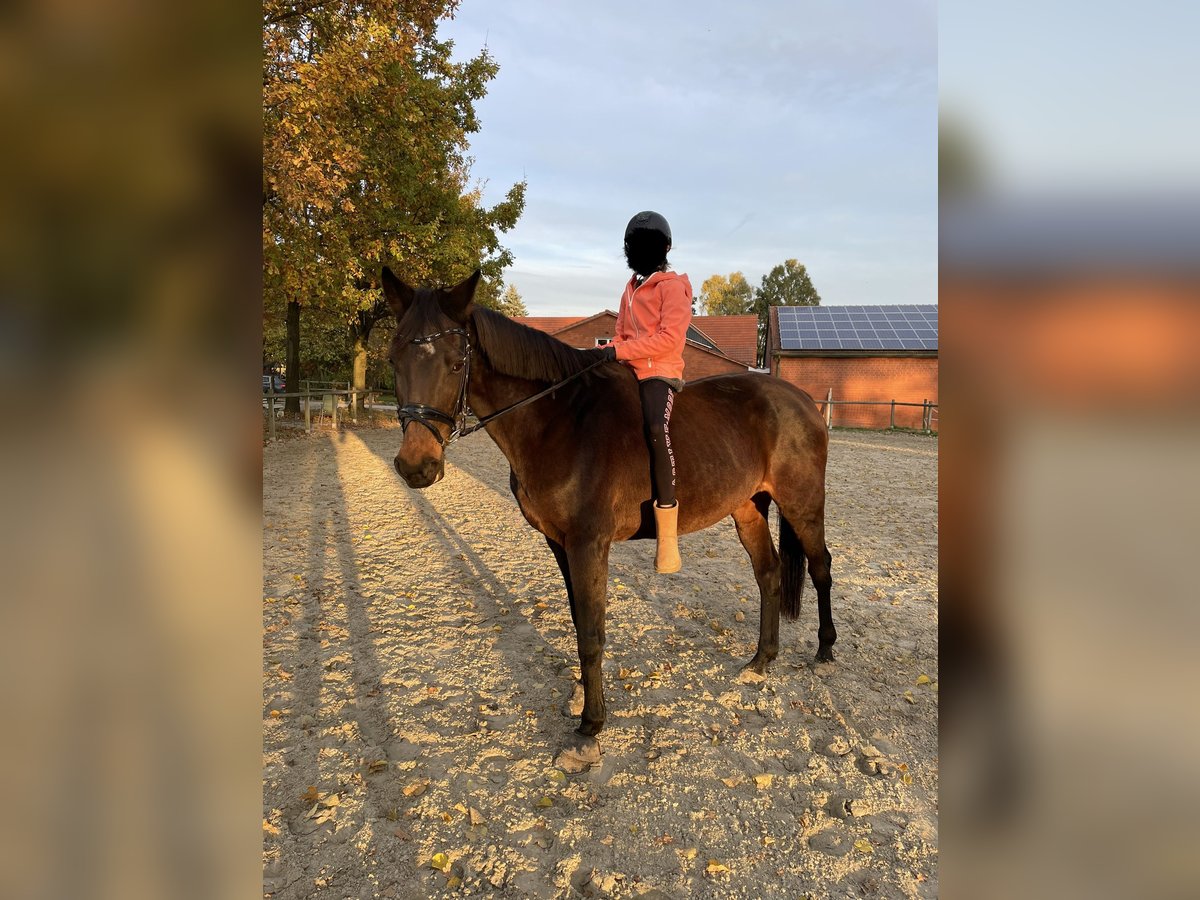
262, 375, 285, 393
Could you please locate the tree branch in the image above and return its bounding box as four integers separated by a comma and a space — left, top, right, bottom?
264, 1, 330, 27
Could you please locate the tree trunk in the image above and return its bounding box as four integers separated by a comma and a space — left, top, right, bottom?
285, 300, 301, 415
350, 302, 386, 415
351, 326, 369, 415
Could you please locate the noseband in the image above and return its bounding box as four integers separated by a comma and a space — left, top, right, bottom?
397, 327, 473, 447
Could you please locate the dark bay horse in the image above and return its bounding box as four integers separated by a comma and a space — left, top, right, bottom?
383, 268, 835, 769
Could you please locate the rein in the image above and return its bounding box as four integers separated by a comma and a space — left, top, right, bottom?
397, 326, 604, 447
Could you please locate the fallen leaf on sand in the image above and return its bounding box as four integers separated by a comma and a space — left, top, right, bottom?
263, 819, 279, 835
320, 793, 341, 808
453, 802, 468, 814
854, 838, 873, 853
903, 690, 915, 704
706, 859, 730, 876
368, 759, 388, 773
536, 796, 553, 808
430, 852, 450, 872
469, 808, 485, 826
548, 770, 567, 785
301, 786, 319, 804
916, 674, 931, 685
680, 848, 697, 860
721, 776, 742, 788
403, 779, 430, 798
754, 774, 774, 790
446, 876, 462, 889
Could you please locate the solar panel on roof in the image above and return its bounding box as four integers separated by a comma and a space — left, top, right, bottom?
776, 304, 937, 352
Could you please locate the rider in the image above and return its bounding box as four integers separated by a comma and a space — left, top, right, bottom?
592, 211, 692, 573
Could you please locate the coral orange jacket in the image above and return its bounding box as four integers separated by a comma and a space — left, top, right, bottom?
611, 271, 693, 382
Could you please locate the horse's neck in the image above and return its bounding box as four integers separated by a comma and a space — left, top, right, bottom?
467, 366, 561, 468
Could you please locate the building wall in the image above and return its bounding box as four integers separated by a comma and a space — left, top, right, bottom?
774, 355, 938, 430
554, 318, 748, 381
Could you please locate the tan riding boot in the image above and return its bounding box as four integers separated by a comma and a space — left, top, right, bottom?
654, 502, 682, 573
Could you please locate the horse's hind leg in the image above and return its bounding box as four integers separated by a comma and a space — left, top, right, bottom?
732, 494, 782, 677
810, 540, 836, 661
798, 520, 836, 661
778, 509, 836, 662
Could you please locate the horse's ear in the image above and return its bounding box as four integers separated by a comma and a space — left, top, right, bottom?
381, 266, 414, 318
442, 268, 481, 323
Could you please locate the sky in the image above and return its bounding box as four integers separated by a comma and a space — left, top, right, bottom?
436, 1, 937, 316
939, 1, 1200, 195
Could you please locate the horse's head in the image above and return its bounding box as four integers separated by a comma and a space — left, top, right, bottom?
382, 266, 480, 488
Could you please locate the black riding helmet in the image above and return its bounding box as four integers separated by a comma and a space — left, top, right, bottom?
624, 210, 671, 245
624, 210, 672, 277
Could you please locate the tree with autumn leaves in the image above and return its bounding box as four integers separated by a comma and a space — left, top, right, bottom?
699, 260, 821, 366
264, 1, 526, 410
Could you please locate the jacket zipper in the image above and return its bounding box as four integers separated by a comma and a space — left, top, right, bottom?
626, 274, 659, 368
627, 276, 646, 340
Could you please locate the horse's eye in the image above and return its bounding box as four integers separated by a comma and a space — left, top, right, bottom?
451, 361, 465, 373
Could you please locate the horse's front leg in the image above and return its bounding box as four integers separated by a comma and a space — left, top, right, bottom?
554, 533, 611, 772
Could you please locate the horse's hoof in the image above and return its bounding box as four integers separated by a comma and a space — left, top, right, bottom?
816, 645, 836, 663
554, 733, 602, 773
560, 680, 584, 717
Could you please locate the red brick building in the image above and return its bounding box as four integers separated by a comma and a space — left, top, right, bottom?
768, 305, 938, 430
690, 315, 760, 368
514, 311, 751, 381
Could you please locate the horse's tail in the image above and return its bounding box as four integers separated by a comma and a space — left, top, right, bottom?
778, 512, 806, 621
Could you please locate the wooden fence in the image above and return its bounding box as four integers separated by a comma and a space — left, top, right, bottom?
262, 382, 392, 441
818, 390, 938, 433
264, 383, 937, 440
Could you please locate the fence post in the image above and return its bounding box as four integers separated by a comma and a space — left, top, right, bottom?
349, 381, 356, 423
921, 399, 929, 433
889, 399, 895, 430
825, 389, 833, 431
266, 381, 276, 441
303, 392, 310, 433
332, 392, 338, 430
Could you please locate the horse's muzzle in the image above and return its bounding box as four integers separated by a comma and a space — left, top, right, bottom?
394, 453, 444, 488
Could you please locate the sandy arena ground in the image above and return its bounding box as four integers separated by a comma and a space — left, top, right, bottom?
263, 426, 938, 899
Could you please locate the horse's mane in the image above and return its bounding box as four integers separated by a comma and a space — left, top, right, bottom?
471, 307, 598, 383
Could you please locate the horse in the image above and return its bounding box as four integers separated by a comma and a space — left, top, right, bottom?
382, 267, 835, 770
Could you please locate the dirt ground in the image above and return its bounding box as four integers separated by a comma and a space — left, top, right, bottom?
263, 426, 938, 899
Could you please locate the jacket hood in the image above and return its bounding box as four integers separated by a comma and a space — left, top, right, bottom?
635, 270, 691, 292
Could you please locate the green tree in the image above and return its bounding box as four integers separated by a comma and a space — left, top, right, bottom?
263, 1, 526, 410
471, 277, 526, 316
752, 259, 821, 366
698, 272, 754, 316
494, 284, 528, 317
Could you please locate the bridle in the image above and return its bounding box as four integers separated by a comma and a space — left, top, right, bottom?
396, 324, 605, 448
396, 327, 474, 446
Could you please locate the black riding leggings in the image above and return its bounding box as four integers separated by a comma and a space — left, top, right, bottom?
639, 378, 678, 507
